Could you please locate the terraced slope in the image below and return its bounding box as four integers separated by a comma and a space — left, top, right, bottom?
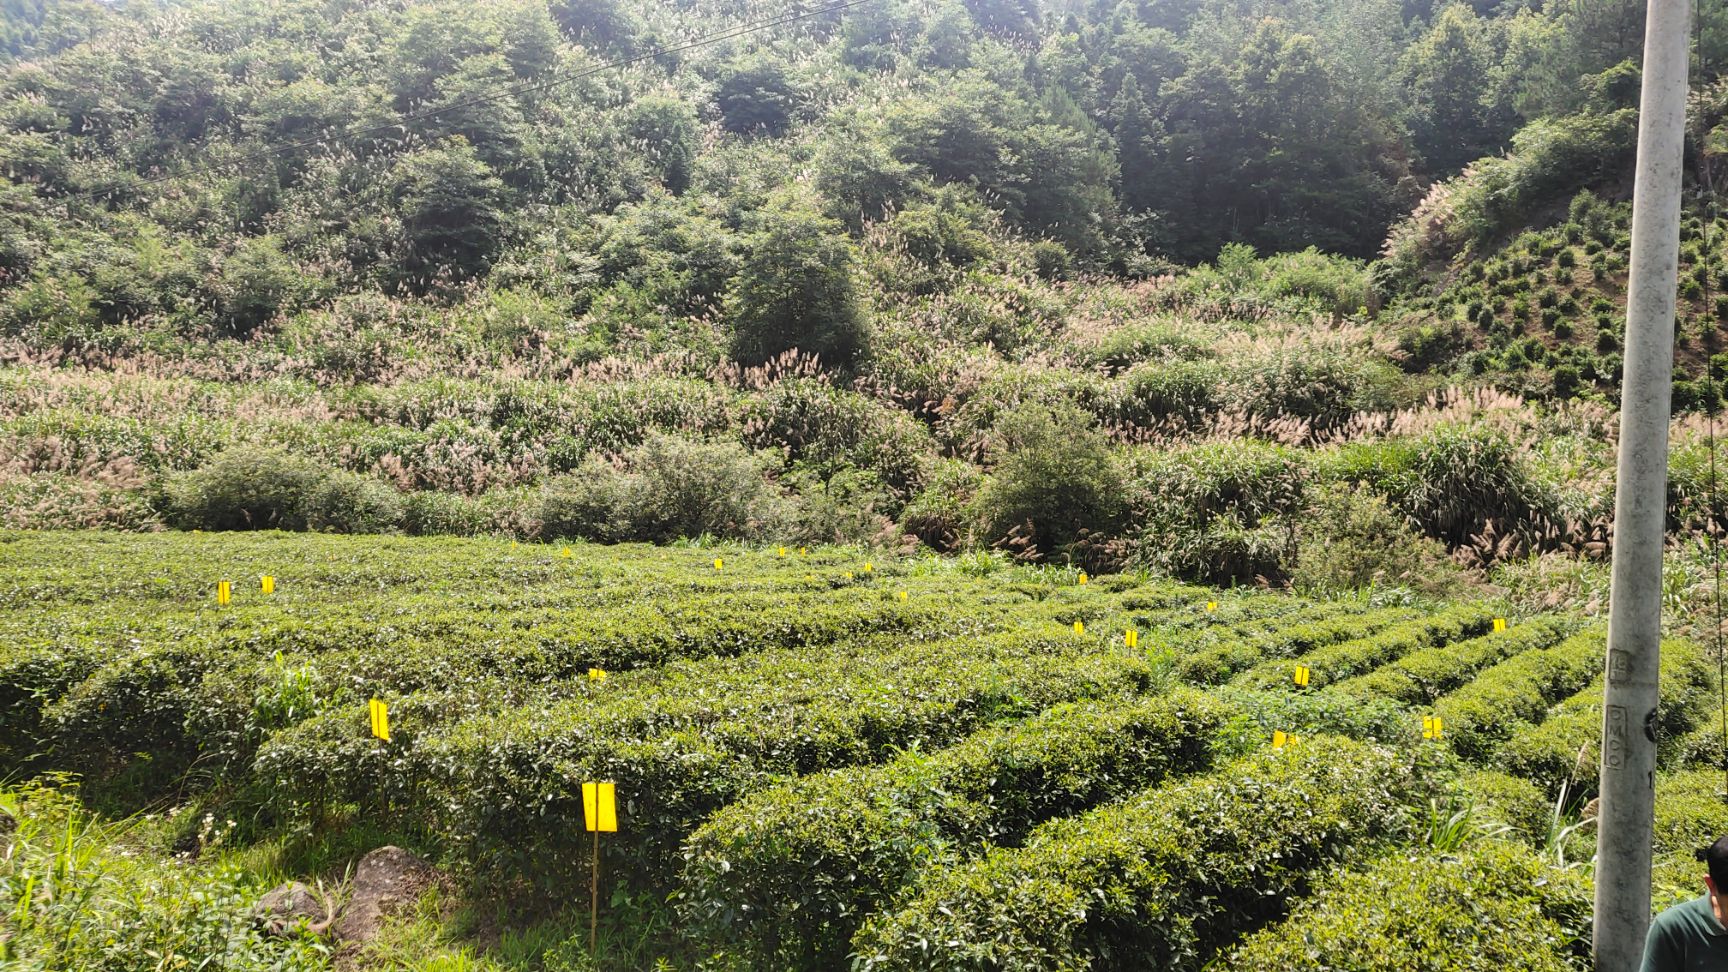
1, 530, 1712, 970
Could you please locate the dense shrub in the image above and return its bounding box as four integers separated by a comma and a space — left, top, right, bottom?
975, 403, 1125, 561
1222, 346, 1403, 427
1121, 440, 1306, 583
536, 434, 787, 543
300, 471, 404, 534
740, 378, 935, 493
161, 448, 328, 532
621, 433, 787, 542
0, 474, 161, 531
899, 458, 982, 551
1104, 359, 1224, 429
1218, 843, 1592, 971
1338, 424, 1554, 549
402, 490, 493, 537
1292, 487, 1460, 596
536, 457, 632, 542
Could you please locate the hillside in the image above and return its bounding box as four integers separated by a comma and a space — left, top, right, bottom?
7, 0, 1728, 968
0, 0, 1725, 589
3, 530, 1724, 970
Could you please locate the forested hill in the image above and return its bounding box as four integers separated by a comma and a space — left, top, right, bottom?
3, 0, 1721, 291
4, 0, 1728, 585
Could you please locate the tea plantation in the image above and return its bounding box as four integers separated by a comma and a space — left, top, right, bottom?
3, 529, 1725, 970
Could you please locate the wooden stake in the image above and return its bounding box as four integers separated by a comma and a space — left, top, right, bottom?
591, 828, 600, 960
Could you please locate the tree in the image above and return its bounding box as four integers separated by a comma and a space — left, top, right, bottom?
726, 190, 868, 368
1399, 4, 1514, 176
549, 0, 640, 54
623, 94, 699, 193
977, 403, 1126, 562
962, 0, 1040, 38
1109, 74, 1163, 213
1137, 20, 1411, 259
388, 139, 509, 290
715, 57, 798, 137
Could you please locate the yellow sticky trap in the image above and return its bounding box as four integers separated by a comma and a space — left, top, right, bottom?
1294, 665, 1311, 688
1492, 617, 1507, 632
864, 562, 873, 573
368, 699, 391, 742
1205, 601, 1218, 613
1273, 731, 1290, 749
898, 591, 908, 602
843, 571, 854, 580
1125, 630, 1139, 649
1078, 572, 1088, 585
1073, 621, 1085, 635
1423, 715, 1445, 740
260, 575, 274, 595
216, 580, 232, 606
798, 547, 808, 556
778, 546, 787, 557
583, 782, 618, 833
561, 547, 572, 559
510, 540, 517, 549
714, 557, 724, 570
588, 668, 606, 682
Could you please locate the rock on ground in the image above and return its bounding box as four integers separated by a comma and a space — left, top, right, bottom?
255, 881, 329, 937
330, 845, 442, 946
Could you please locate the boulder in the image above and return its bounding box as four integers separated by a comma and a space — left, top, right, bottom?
255, 881, 328, 937
330, 845, 441, 945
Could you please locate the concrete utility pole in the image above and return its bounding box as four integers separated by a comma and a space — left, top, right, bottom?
1594, 0, 1691, 968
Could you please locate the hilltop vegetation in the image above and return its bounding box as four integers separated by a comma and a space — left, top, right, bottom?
0, 0, 1727, 588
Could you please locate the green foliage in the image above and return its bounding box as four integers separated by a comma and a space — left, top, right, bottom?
0, 783, 328, 972
975, 403, 1124, 561
726, 191, 868, 368
851, 738, 1440, 971
161, 448, 328, 532
1218, 842, 1592, 971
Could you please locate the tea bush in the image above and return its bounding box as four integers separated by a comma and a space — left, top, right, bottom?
1331, 617, 1576, 706
1217, 843, 1592, 972
851, 738, 1441, 971
680, 689, 1238, 968
1432, 631, 1607, 763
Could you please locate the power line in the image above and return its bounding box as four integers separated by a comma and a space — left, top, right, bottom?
71, 0, 876, 201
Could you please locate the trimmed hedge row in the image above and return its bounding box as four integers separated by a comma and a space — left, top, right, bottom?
2, 587, 984, 785
1432, 630, 1606, 763
256, 626, 1180, 890
1330, 616, 1576, 705
1230, 604, 1496, 691
849, 737, 1442, 971
1497, 639, 1715, 792
678, 688, 1240, 969
1215, 842, 1592, 971
1170, 605, 1425, 685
